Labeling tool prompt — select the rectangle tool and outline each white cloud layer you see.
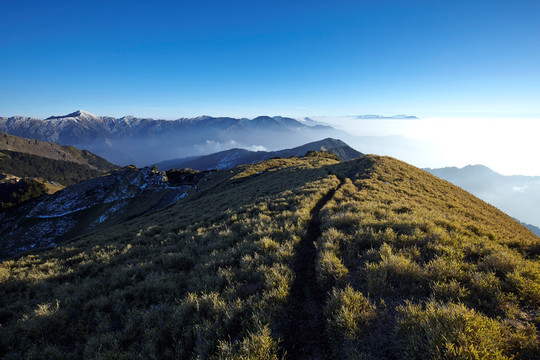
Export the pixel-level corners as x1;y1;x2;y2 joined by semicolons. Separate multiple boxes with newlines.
313;116;540;176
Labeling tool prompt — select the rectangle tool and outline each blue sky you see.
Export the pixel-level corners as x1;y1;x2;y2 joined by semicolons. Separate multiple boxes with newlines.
1;0;539;119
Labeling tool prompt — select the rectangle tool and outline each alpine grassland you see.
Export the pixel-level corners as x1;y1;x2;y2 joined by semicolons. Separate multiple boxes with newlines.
317;156;539;359
0;153;538;359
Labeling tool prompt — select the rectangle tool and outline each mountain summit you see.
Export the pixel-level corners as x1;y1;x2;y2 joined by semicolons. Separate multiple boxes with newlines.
46;110;100;120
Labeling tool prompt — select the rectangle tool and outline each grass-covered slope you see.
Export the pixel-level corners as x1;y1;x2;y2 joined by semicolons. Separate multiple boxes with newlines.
1;131;117;172
318;156;539;359
0;177;59;210
0;149;118;209
0;131;118;209
0;154;538;359
0;153;341;359
0;150;110;187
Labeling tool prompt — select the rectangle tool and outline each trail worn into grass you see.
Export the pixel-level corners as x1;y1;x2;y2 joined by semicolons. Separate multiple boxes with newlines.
281;178;345;360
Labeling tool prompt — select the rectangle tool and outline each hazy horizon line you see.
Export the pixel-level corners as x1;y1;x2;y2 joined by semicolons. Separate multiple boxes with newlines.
3;109;540;121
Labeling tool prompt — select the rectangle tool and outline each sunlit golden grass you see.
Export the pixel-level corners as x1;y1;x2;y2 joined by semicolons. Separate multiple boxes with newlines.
317;155;539;359
0;153;341;359
0;153;538;359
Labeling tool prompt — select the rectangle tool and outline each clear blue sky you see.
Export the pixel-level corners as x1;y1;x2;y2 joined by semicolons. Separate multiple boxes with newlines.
1;0;539;119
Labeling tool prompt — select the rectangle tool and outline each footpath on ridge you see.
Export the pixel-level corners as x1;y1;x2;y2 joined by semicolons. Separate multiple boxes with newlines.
281;177;346;360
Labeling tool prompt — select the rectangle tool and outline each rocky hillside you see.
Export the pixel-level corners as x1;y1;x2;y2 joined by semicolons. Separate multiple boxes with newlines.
0;154;537;359
0;166;207;259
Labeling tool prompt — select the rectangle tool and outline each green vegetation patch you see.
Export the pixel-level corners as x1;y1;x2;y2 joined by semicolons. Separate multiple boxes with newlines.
0;178;49;209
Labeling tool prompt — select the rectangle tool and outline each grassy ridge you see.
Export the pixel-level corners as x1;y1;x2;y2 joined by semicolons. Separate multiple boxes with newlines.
0;154;341;359
1;131;118;173
0;178;50;210
318;155;539;359
0;153;538;359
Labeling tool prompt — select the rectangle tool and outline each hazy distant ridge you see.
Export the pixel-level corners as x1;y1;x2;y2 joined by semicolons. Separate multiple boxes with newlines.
355;114;418;119
0;110;342;166
157;138;363;171
426;164;540;229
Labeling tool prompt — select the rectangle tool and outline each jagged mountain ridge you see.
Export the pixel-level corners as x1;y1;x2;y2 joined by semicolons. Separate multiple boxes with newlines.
0;110;341;166
157;138;363;171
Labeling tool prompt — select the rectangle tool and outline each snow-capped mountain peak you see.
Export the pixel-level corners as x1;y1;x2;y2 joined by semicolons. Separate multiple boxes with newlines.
46;110;100;121
66;110;100;119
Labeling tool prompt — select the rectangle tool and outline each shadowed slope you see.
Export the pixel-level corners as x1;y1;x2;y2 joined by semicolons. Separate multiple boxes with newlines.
0;131;117;171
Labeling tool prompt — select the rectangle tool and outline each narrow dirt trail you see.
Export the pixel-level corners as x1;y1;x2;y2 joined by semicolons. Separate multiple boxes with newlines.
281;178;345;360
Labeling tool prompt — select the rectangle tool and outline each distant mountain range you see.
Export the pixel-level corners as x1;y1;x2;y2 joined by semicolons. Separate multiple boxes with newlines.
157;138;363;171
425;165;540;231
355;114;418;119
0;110;343;166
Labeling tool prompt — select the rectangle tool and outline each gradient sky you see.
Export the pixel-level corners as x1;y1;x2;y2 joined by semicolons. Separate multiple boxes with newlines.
1;0;539;119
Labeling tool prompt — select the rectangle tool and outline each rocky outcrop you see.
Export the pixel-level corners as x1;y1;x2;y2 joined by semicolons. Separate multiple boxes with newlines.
0;166;196;259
